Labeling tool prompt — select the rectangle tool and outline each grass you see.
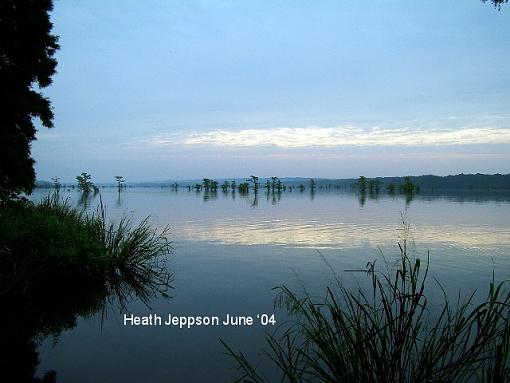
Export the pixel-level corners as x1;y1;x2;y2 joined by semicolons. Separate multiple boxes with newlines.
0;193;172;302
0;193;172;383
223;222;510;383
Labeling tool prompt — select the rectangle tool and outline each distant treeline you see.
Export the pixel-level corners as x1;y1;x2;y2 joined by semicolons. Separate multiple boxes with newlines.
371;174;510;190
35;173;510;191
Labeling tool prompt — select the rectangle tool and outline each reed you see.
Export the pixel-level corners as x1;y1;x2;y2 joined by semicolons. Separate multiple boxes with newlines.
0;193;172;301
224;224;510;382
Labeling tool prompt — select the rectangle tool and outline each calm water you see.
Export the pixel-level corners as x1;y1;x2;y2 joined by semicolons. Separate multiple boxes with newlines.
29;188;510;382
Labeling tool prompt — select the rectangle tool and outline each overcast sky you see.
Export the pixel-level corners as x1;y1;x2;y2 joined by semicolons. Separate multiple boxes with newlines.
33;0;510;182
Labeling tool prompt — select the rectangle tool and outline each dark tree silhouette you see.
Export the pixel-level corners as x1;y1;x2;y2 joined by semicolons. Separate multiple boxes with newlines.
0;0;59;199
483;0;508;9
76;172;94;193
115;175;125;191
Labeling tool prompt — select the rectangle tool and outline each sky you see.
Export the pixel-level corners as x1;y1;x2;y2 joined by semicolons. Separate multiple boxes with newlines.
33;0;510;182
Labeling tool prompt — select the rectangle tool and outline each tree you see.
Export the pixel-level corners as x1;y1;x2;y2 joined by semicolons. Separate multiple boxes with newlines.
76;172;94;193
51;176;61;191
115;176;125;191
483;0;508;9
368;179;380;194
248;175;259;192
0;0;59;200
203;178;211;191
271;177;279;192
399;176;419;194
277;179;283;192
358;176;367;193
238;182;250;194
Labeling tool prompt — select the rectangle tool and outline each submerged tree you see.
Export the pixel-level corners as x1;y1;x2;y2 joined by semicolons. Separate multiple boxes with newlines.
248;175;259;192
277;179;283;192
368;179;380;194
400;176;420;194
271;177;279;192
358;176;367;193
0;0;59;200
238;182;250;194
203;178;211;191
76;172;94;193
51;176;61;191
115;175;125;191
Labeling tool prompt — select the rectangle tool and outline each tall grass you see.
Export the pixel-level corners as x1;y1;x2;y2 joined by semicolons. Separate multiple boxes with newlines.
1;193;172;303
1;193;173;382
224;223;510;382
44;193;172;302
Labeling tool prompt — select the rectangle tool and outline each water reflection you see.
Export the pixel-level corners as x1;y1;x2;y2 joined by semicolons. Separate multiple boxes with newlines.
26;187;510;381
203;190;218;202
405;192;415;206
0;261;172;382
358;191;366;207
116;190;123;208
190;188;510;206
251;192;258;207
77;191;97;209
176;219;510;251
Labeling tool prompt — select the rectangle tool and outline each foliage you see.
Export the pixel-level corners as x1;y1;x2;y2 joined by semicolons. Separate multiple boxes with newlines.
358;176;367;193
399;176;420;194
0;0;59;199
238;182;250;194
0;195;172;383
51;176;61;191
483;0;508;9
249;176;260;192
368;174;510;191
76;172;94;192
0;194;172;298
224;226;510;382
368;179;380;193
115;175;125;190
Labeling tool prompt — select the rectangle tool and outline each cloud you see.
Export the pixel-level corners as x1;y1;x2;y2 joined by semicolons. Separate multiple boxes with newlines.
146;125;510;149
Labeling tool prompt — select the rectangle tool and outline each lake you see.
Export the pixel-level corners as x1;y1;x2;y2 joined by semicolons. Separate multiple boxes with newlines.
29;187;510;382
